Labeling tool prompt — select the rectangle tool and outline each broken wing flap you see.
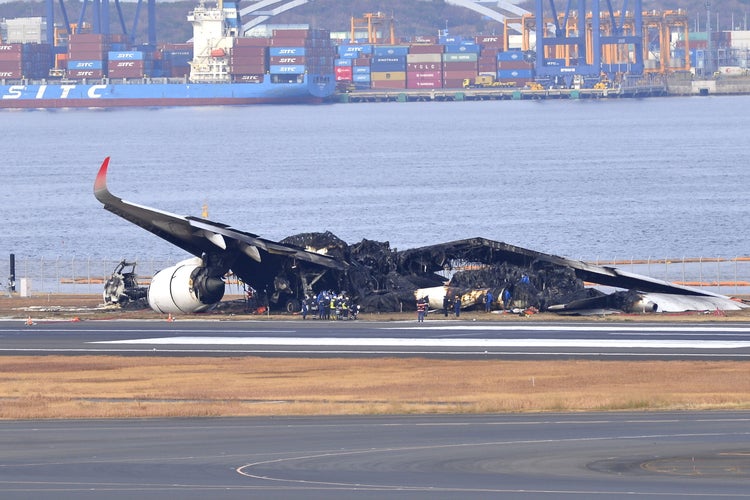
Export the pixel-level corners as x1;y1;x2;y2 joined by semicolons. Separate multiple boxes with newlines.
186;217;348;271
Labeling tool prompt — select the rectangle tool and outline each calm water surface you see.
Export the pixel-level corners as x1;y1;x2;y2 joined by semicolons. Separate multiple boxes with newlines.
2;96;748;266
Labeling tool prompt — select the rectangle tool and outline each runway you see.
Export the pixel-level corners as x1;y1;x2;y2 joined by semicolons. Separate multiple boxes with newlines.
1;412;749;499
2;319;750;359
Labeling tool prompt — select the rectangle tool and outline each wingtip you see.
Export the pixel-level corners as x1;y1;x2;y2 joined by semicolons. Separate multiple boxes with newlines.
94;157;111;201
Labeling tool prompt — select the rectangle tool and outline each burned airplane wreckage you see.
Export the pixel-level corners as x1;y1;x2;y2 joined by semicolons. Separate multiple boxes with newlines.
95;158;746;315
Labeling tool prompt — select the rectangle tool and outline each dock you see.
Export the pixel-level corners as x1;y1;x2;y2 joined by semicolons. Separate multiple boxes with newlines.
336;84;669;103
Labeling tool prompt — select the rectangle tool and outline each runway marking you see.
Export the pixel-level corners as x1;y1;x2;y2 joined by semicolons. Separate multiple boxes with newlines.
390;325;750;333
93;336;750;349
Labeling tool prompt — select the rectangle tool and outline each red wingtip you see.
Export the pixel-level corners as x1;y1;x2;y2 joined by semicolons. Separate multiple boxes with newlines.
94;157;110;194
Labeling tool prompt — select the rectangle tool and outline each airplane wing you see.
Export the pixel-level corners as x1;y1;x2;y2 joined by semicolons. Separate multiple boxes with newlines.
94;157;347;276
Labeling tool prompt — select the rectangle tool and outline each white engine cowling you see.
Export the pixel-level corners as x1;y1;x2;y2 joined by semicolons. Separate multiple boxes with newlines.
147;257;225;314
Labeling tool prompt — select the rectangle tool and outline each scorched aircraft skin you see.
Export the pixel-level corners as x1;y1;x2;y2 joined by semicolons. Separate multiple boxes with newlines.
94;158;747;315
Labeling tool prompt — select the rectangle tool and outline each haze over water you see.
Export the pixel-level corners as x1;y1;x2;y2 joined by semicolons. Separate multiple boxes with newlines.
2;96;748;268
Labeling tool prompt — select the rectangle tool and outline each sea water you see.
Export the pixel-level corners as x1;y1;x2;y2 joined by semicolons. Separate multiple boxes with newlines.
1;96;748;270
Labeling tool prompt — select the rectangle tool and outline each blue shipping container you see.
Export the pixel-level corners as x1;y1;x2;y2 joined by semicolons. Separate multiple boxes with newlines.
269;47;306;57
269;65;305;74
497;51;524;61
353;66;371;74
335;58;352;66
68;60;104;70
109;51;145;61
373;45;409;57
353;73;371;82
443;44;481;54
498;69;534;79
337;44;373;55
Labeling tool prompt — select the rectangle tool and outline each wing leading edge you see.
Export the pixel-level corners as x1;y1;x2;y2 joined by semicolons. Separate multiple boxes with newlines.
94;157;347;272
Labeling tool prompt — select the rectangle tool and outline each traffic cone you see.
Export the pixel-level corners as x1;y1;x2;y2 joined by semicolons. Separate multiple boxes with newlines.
24;316;34;326
166;313;175;322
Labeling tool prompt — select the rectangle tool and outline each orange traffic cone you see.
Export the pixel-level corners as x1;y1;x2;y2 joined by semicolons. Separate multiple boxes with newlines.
166;313;175;322
24;316;34;326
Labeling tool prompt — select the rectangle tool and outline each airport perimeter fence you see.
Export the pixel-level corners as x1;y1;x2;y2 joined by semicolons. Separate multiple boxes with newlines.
1;255;749;298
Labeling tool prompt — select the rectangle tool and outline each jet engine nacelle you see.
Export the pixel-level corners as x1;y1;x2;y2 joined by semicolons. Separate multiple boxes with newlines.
147;257;226;314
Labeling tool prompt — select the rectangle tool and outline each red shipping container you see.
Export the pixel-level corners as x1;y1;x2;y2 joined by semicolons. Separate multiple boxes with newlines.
407;71;440;79
442;61;477;71
443;70;477;79
269;38;308;46
0;44;23;60
408;44;444;54
69;33;106;43
230;56;267;66
232;46;266;57
0;68;23;78
0;60;22;70
335;66;353;80
269;55;305;65
407;80;442;89
353;57;371;66
478;62;498;72
272;29;310;38
67;69;105;79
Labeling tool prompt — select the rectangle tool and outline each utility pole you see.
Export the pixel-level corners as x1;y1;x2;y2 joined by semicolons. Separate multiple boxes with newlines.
705;0;712;76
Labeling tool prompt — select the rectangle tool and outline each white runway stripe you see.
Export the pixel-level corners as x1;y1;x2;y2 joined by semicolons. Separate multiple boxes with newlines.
94;337;750;349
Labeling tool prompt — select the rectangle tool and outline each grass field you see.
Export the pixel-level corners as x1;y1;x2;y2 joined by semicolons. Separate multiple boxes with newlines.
1;294;749;419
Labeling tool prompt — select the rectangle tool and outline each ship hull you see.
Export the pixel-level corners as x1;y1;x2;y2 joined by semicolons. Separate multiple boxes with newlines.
0;76;335;109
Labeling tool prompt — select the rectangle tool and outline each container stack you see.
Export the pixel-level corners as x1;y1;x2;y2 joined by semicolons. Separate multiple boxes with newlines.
370;45;408;89
108;51;151;79
335;44;373;88
441;35;480;88
406;44;443;89
159;43;193;78
232;37;268;83
67;33;107;79
496;50;534;86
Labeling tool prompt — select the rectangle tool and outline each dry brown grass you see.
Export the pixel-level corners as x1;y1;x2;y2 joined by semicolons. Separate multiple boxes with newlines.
1;356;749;419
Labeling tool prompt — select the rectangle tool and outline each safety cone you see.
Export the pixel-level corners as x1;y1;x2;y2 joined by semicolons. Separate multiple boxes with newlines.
166;313;175;322
24;316;34;326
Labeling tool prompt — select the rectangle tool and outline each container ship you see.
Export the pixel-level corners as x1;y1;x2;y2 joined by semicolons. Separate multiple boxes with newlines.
0;1;336;109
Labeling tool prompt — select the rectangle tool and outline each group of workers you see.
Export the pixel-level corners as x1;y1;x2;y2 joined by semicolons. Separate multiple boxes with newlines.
302;290;359;320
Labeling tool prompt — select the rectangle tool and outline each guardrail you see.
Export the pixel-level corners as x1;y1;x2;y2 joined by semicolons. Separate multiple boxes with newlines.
1;256;748;297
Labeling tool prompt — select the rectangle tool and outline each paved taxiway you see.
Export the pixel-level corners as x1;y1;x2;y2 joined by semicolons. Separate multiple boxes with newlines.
1;412;749;499
2;319;750;359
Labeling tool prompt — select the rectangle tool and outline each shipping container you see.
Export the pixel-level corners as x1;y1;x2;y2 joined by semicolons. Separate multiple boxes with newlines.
234;37;269;47
352;73;371;83
443;53;478;62
68;60;104;70
232;74;264;83
335;57;352;66
475;36;504;48
352;66;370;74
442;61;478;71
269;64;305;74
269;55;305;65
407;62;442;72
373;45;409;57
408;44;444;54
269;47;306;57
335;66;353;80
338;44;373;55
108;51;145;61
67;69;105;79
497;50;525;61
371;79;406;89
406;53;442;63
497;60;533;70
498;69;534;79
444;44;481;54
370;71;406;81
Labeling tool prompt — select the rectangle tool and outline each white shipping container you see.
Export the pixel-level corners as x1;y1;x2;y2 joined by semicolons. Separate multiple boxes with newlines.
5;17;45;44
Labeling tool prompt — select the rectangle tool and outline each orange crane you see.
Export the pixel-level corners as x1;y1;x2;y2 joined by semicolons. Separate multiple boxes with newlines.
350;12;396;44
